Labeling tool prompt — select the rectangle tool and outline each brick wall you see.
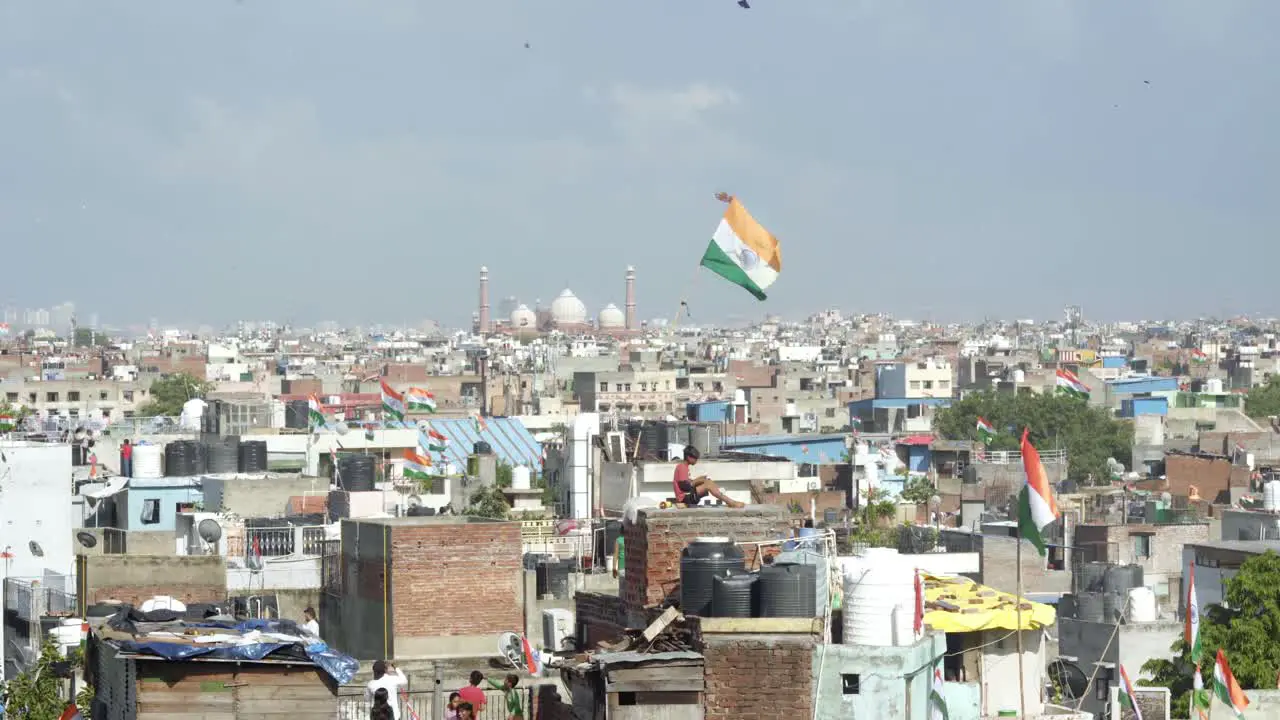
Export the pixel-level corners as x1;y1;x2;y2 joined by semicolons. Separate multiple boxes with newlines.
1161;453;1247;502
621;506;791;613
81;554;226;606
979;535;1072;595
699;631;815;720
574;592;624;649
390;519;522;638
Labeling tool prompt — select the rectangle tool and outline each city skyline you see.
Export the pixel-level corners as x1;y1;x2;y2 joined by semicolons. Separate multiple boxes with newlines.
2;1;1277;325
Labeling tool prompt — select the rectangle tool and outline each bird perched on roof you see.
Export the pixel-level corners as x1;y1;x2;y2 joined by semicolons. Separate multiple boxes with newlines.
738;0;750;7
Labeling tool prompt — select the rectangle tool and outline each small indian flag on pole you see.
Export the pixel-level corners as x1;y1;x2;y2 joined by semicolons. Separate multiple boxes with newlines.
1118;664;1143;720
1017;428;1059;556
1213;649;1249;719
474;413;488;434
976;417;996;445
1055;368;1090;398
406;387;437;413
700;194;782;301
1186;559;1201;661
403;447;434;481
929;664;948;720
425;427;449;452
307;394;327;429
381;381;405;422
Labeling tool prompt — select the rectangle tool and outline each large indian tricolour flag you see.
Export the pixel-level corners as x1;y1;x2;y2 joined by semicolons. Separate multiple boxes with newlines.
1018;428;1060;556
700;196;782;301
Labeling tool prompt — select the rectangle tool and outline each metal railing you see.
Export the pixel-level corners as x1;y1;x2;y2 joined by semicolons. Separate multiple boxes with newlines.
103;415;199;437
103;527;127;554
226;525;329;558
3;577;77;623
338;689;511;720
973;448;1068;465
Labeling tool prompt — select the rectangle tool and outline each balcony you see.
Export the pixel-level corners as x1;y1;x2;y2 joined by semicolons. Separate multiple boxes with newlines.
225;525;329;558
224;525;331;592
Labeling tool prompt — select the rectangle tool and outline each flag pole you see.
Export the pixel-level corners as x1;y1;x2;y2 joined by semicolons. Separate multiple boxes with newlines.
1016;529;1027;719
673;192;733;329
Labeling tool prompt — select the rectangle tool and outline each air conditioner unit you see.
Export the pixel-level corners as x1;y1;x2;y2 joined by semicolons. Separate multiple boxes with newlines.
542;608;575;652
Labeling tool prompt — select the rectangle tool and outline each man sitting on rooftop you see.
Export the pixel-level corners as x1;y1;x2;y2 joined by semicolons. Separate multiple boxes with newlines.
672;446;744;508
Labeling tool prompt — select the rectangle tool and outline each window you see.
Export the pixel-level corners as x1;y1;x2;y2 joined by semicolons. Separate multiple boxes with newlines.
4;392;16;402
141;499;161;524
123;390;134;401
624;383;631;392
1132;534;1151;559
909;380;921;390
68;391;81;402
923;380;933;390
46;392;59;402
599;382;608;392
27;393;36;403
614;384;622;392
99;391;109;401
841;674;860;695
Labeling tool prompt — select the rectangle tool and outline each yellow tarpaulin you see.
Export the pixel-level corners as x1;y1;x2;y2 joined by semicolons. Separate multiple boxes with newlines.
922;574;1056;633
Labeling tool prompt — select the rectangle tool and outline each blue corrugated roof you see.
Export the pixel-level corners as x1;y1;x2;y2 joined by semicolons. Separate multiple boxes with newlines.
418;417;542;470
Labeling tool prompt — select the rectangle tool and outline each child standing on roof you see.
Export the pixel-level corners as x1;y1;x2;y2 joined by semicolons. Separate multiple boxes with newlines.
485;674;523;720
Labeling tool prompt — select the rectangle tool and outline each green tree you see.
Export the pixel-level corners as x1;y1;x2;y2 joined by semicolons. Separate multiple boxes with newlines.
72;328;110;347
932;390;1133;485
1;639;76;718
1245;378;1280;418
465;485;511;520
495;460;513;488
900;476;937;504
1142;551;1280;717
138;372;214;416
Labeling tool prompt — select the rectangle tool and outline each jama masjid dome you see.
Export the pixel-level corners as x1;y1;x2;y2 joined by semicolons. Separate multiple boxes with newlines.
597;303;625;329
510;304;536;329
550;288;588;325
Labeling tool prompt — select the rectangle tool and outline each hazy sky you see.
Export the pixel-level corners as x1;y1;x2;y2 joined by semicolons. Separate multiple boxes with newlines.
2;1;1277;328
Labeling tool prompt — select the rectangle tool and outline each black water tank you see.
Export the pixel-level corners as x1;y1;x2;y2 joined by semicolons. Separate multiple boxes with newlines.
473;441;493;455
535;562;550;597
285;399;310;430
1076;592;1105;622
1078;562;1109;593
71;445;84;466
712;573;756;618
238;440;268;473
338;454;376;492
191;440;208;474
679;538;745;617
758;562;818;618
207;437;240;474
165;441;194;476
546;559;573;599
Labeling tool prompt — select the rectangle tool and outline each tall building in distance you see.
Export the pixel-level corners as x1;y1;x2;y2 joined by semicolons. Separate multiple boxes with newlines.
625;266;637;331
51;302;75;335
478;266;491;333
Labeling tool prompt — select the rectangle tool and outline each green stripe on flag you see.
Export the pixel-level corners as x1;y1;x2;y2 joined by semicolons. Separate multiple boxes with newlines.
1017;485;1049;556
699;240;768;300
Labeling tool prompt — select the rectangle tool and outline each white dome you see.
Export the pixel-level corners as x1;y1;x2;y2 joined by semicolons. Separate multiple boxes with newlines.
550;289;587;325
510;304;537;329
598;303;625;329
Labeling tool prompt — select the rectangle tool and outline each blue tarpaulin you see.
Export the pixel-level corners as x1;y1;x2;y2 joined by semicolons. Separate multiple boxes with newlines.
111;618;359;685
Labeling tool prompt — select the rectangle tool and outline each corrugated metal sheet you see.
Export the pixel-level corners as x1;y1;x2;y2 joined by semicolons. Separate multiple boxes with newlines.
418;417;542;469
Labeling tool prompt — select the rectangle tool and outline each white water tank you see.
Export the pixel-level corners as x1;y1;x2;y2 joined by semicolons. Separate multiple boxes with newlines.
133;443;163;478
179;398;206;431
842;548;915;647
512;465;532;490
1127;587;1157;622
733;389;747;404
1205;378;1224;394
1266;481;1280;512
1011;368;1026;383
47;618;86;653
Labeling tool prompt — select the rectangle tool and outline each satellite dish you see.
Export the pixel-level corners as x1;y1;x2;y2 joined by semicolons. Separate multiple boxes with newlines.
76;531;98;549
407;495;423;509
197;519;223;543
28;540;44;557
335;422;349;435
497;631;540;674
1048;660;1088;700
73;428;87;441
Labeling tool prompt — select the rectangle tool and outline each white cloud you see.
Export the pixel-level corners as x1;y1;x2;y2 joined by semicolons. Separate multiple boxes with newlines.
588;82;751;169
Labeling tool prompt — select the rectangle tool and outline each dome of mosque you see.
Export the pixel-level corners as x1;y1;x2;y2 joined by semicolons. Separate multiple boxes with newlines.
550;289;588;325
510;304;537;329
597;303;625;329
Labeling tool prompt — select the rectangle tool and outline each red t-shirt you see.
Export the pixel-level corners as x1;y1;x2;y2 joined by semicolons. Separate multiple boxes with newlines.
458;685;487;711
121;445;133;460
672;462;691;501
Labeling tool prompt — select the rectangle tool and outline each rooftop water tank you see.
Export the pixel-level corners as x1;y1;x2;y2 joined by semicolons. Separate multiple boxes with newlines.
238;440;268;473
512;465;532;490
1075;592;1105;622
1266;481;1280;512
733;389;747;404
842;548;914;646
1127;587;1157;622
207;437;240;474
338;454;376;492
758;563;818;618
132;444;163;479
712;573;756;618
680;538;745;617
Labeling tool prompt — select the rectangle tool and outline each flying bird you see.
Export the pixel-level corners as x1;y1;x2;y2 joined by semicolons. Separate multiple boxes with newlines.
738;0;750;7
524;42;530;49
